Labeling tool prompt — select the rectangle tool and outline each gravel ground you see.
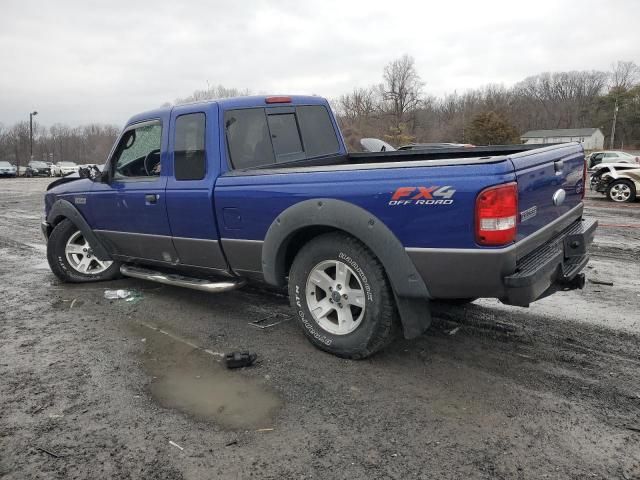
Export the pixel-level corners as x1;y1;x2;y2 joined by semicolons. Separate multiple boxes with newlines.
0;177;639;480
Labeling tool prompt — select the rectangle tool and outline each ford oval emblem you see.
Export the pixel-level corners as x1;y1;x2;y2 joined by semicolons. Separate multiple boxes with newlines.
552;189;566;206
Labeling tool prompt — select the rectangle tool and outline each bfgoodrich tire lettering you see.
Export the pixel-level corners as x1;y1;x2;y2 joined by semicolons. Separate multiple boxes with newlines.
47;219;121;283
288;232;397;359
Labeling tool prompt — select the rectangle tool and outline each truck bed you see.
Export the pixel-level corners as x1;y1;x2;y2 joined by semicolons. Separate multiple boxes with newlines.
247;144;553;171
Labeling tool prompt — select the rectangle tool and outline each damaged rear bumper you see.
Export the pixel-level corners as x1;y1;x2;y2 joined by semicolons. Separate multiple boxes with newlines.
502;218;597;306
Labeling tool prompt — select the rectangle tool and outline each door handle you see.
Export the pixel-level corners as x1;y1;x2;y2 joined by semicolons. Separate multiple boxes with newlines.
145;194;158;204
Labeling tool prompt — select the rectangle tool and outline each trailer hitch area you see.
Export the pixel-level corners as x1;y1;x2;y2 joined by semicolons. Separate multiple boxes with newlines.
559;272;586;290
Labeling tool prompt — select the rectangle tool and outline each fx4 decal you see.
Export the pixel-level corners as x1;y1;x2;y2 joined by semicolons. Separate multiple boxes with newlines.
388;186;456;206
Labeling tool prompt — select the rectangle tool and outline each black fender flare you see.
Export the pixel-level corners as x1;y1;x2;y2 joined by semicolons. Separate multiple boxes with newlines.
47;199;112;261
262;199;431;339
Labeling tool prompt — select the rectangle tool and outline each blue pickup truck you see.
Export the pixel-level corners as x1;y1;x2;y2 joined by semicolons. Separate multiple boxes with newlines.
42;95;597;358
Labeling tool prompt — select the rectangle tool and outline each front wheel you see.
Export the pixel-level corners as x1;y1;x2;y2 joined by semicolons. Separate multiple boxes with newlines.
288;232;398;359
607;180;636;203
47;219;121;282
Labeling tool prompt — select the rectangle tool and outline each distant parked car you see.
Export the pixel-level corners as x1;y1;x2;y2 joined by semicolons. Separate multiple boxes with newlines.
588;151;640;168
590;163;640;203
0;161;17;177
25;161;51;177
51;161;79;177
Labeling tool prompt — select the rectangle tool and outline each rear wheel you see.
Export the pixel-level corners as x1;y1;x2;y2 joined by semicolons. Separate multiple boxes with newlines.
607;180;636;203
288;232;398;359
47;219;120;282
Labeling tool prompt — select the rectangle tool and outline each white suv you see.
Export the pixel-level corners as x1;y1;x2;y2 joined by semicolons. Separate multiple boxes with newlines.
51;161;79;177
588;151;640;168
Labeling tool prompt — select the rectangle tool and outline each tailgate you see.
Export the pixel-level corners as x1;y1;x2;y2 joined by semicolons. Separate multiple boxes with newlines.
509;143;585;243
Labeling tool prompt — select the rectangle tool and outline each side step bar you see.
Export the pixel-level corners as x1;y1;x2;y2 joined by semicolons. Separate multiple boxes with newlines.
120;265;246;293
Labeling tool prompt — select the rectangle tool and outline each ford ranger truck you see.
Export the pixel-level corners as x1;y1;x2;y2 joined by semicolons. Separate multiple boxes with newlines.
41;95;597;359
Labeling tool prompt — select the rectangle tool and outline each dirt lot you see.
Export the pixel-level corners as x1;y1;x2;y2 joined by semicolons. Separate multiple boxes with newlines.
1;177;639;479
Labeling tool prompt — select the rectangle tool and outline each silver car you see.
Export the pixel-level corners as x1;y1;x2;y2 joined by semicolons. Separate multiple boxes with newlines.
0;161;17;177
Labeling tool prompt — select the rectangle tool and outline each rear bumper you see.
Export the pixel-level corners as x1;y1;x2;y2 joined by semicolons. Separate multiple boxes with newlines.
501;218;597;306
406;206;597;305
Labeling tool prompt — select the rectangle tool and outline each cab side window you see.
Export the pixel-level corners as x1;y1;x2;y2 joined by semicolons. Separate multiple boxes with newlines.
175;113;206;181
113;121;162;178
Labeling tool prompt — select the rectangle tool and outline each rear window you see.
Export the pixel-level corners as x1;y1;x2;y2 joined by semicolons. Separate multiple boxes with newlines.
225;105;339;170
267;113;304;162
225;108;275;170
297;105;340;158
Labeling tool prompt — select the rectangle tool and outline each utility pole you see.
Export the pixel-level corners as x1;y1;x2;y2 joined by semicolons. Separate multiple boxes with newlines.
461;102;466;143
609;99;618;149
29;111;38;174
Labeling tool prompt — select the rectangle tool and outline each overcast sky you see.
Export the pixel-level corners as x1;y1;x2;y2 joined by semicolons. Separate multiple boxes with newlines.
1;0;639;127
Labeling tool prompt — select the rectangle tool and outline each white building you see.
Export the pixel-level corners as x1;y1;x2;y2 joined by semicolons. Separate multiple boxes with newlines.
520;128;605;150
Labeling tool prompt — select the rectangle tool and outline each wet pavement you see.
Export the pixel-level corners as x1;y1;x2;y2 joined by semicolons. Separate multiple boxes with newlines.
0;177;639;479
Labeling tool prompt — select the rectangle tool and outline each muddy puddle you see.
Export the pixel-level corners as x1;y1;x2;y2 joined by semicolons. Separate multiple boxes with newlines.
129;322;282;430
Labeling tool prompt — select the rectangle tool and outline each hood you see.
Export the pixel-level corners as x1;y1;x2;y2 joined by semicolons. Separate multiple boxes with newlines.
46;172;84;191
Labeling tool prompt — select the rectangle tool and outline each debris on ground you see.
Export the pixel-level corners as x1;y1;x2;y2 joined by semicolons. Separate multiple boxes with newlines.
225;351;258;369
248;313;291;329
588;279;614;286
35;446;61;458
169;440;184;451
225;440;238;447
104;289;143;303
447;326;461;336
256;428;274;432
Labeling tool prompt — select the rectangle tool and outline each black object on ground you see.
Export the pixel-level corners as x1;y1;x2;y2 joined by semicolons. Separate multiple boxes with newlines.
35;446;61;458
225;351;257;369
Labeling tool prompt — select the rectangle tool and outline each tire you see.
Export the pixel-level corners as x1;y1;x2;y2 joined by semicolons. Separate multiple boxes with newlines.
47;219;120;283
607;179;636;203
288;232;398;359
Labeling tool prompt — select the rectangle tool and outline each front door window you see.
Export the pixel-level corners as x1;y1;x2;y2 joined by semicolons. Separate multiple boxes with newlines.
112;121;162;178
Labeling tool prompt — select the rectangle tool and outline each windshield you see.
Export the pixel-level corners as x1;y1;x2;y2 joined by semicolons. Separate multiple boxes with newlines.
30;161;47;167
0;161;12;167
58;162;77;167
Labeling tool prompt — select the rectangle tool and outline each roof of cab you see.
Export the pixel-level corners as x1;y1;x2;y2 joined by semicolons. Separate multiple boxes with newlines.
126;95;327;126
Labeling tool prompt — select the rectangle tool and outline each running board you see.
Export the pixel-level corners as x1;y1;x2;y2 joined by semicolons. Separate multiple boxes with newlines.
120;265;246;293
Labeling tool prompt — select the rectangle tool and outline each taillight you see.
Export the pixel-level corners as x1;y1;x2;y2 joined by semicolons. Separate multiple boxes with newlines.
265;96;292;104
582;158;587;199
475;182;518;246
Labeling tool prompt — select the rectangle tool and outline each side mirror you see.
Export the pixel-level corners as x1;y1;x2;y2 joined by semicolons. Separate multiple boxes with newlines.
100;169;111;183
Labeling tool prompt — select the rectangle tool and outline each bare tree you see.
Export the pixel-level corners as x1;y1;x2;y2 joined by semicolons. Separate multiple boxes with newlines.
379;54;424;129
175;84;250;105
338;87;378;122
610;61;639;91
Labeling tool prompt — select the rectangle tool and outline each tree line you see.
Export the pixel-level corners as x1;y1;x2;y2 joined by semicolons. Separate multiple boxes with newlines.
336;56;640;150
1;57;638;170
0;122;119;170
